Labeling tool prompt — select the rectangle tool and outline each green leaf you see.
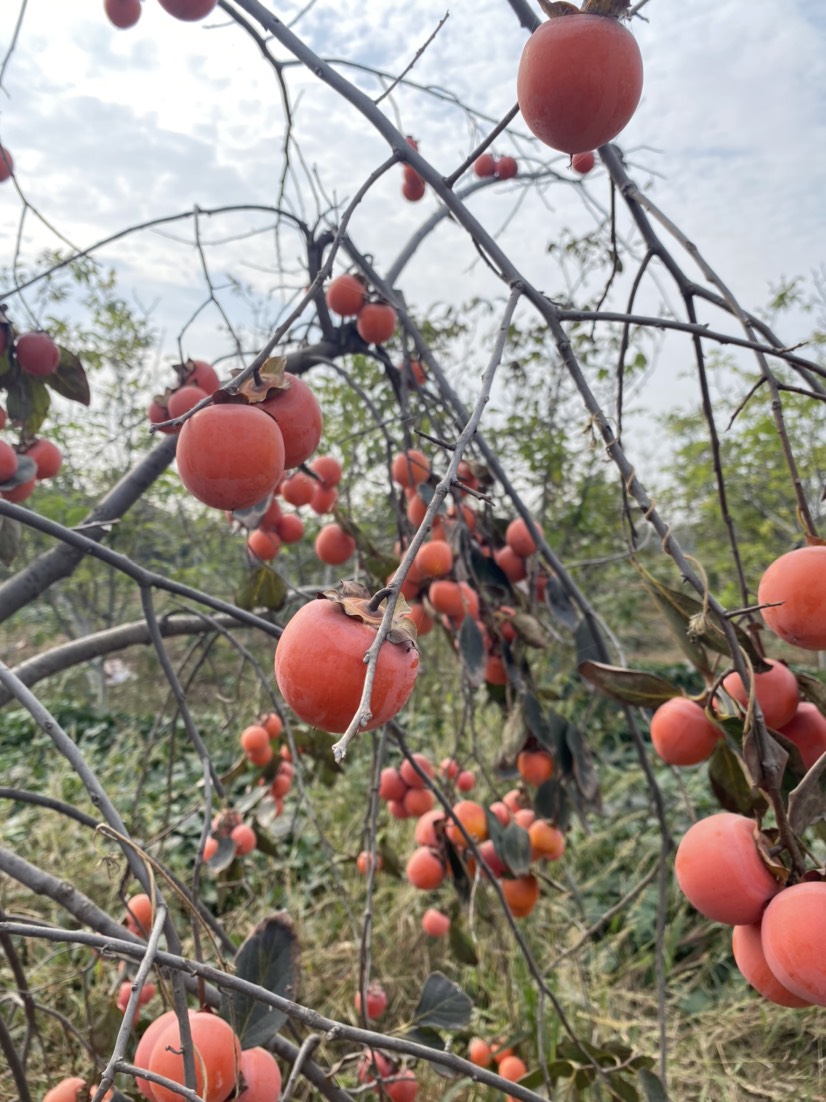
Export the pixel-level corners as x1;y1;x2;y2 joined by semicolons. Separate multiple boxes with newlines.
410;971;472;1031
788;754;826;835
448;918;478;966
497;821;532;877
459;614;485;686
236;565;286;611
534;776;571;831
578;661;680;707
208;835;238;874
523;692;555;751
637;1067;670;1102
498;702;528;764
542;573;579;630
6;372;50;435
46;346;90;405
575;616;607;666
565;722;601;806
0;516;20;565
221;911;300;1048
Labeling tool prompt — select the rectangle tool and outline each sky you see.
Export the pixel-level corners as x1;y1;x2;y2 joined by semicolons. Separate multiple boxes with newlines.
0;0;824;435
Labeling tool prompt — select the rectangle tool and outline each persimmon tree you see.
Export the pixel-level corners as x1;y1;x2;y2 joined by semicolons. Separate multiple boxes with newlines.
1;2;825;1102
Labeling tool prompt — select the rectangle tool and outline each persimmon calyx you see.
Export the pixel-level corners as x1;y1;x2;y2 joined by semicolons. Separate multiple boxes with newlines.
539;1;580;16
321;580;419;647
231;355;289;403
539;0;632;16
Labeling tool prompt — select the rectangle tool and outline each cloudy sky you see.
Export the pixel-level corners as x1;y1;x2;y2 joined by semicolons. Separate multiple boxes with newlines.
0;0;824;425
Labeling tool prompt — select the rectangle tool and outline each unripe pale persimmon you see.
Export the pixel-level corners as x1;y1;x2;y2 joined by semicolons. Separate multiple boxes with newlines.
674;812;782;926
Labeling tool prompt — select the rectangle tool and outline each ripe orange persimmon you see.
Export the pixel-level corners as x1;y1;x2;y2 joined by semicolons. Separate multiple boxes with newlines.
445;799;488;846
157;0;218;21
236;1046;283;1102
247;528;281;562
517;13;643;154
263;711;283;738
240;724;273;766
403;786;434;817
427;579;464;619
43;1077;88;1102
414;808;445;848
177;404;285;511
231;823;257;855
422;907;450;937
517;749;554;787
474;153;496;177
385;1067;418;1102
406;846;445;890
674;812;782;926
392;449;431;487
498;1054;528;1082
414;540;453;578
399;751;435;789
529;819;566;861
501;875;539;918
26;437;63;480
357;850;382;875
310;454;342;488
484;654;508;686
456;769;476;792
758;546;826;651
325;273;366;317
315;523;356;565
494;545;527;583
274;586;419;733
0;146;14;182
496;155;518;180
722;660;799;730
649;696;722;766
259;373;323;469
0;440;17;482
274;512;304;543
572;150;596;174
379;766;407;801
468;1036;493;1067
310;484;338;514
505;516;542;558
731;921;812;1008
357;1048;393;1087
761;882;826;1006
778;703;826;770
135;1008;182;1099
281;470;315;506
408;602;434;637
183;358;220;394
149;1010;241;1102
17;331;60;376
125;892;153;937
166;384;207;421
357;302;397;344
355;981;388;1019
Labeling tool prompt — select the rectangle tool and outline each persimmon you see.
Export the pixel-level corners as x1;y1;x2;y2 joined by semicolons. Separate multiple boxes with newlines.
125;891;153;936
478;838;507;879
498;1054;528;1082
149;1010;241;1102
456;769;476;792
468;1037;493;1067
259;373;323;469
422;907;450;937
166;384;207;420
357;302;397;344
357;850;382;875
0;440;17;483
414;540;453;578
722;660;799;730
778;703;826;770
674;812;782;926
414;808;445;847
517;749;553;786
308;451;341;487
488;801;511;827
385;1067;418;1102
281;470;315;506
203;835;219;860
357;1048;393;1087
157;0;218;20
402;173;426;202
310;483;338;514
355;981;388;1019
403;786;435;817
26;437;63;480
649;696;722;766
273;584;419;733
135;1008;187;1099
105;0;142;28
408;602;434;637
406;490;428;527
761;881;826;1006
506;516;542;557
513;807;535;830
392;449;431;487
731;921;812;1008
494;545;527;582
474;153;496;177
263;711;283;738
240;724;273;766
16;331;60;376
247;527;281;561
501;874;539;918
484;655;508;686
379;766;407;801
445;799;488;846
275;512;304;543
399;751;435;789
177;404;285;511
236;1046;283;1102
183;358;220;394
405;846;445;890
758;546;826;651
529;819;566;861
517;12;643;154
43;1077;87;1102
0;146;14;182
315;523;356;565
572;150;596;174
496;155;518;180
325;273;366;317
231;823;257;855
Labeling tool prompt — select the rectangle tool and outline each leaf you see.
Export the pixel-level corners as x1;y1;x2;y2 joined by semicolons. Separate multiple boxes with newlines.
742;727;788;794
235;565;287;612
497;821;532;877
636;564;767;673
47;346;90;405
534;776;571;831
578;661;680;708
0;516;20;565
410;971;472;1031
637;1067;670;1102
498;702;528;763
221;912;300;1048
469;541;511;594
608;1076;640;1102
523;692;555;751
448;919;478;966
459;614;485;686
574;616;607;666
797;673;826;713
6;372;50;435
788;754;826;834
207;835;238;874
0;453;36;491
708;741;767;817
509;611;548;648
565;722;601;806
542;573;579;631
